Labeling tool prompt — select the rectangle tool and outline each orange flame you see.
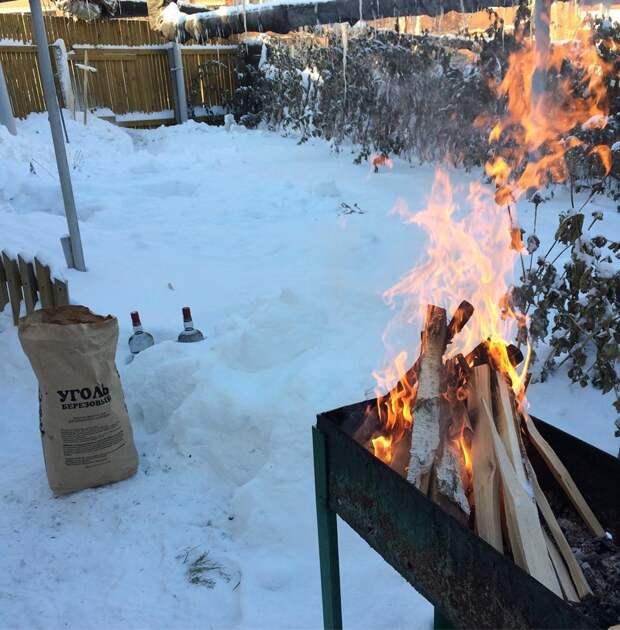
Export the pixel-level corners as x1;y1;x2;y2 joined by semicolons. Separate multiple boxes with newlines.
372;169;528;461
372;351;417;464
383;171;523;358
482;24;612;205
371;20;612;465
459;434;472;475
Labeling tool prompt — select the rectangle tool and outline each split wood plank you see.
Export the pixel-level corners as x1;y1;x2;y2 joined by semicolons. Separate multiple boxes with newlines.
525;459;592;599
34;258;54;308
0;257;8;312
17;255;38;314
407;305;448;493
2;252;22;324
543;529;579;602
53;278;70;307
523;412;605;537
446;300;474;343
493;376;528;488
483;398;561;596
468;365;503;552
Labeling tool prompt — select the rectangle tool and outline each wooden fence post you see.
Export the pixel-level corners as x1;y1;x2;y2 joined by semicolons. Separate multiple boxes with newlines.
2;252;22;324
34;257;55;307
17;255;38;314
53;278;70;306
168;42;188;124
0;253;72;323
0;257;9;313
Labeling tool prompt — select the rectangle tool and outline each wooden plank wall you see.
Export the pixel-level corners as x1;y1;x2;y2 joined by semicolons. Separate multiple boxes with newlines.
0;41;238;124
71;46;175;116
0;13;164;47
0;252;69;325
0;44;45;117
182;47;237;113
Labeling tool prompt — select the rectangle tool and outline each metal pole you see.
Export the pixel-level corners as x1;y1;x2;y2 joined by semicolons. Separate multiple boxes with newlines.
0;63;16;136
312;427;343;630
29;0;86;271
532;0;551;101
171;42;188;123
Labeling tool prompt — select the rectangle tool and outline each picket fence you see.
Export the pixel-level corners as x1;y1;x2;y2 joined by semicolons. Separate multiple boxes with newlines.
1;252;69;325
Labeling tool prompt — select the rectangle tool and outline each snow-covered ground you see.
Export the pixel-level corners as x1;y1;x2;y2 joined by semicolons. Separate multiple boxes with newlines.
0;115;617;630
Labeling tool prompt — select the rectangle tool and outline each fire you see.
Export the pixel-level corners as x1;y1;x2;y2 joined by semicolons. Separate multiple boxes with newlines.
371;18;612;466
373;169;527;462
371;435;394;464
373;351;416;464
481;22;613;205
459;434;472;474
383;171;523;359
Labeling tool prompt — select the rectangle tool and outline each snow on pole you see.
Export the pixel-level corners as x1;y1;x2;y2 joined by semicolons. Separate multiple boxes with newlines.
52;39;75;115
0;63;16;136
29;0;86;272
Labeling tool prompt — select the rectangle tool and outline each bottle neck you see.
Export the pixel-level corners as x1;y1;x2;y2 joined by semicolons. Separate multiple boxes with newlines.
133;323;143;333
184;320;194;331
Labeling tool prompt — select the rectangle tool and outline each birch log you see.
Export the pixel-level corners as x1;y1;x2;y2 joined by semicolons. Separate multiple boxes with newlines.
430;359;471;522
406;305;447;492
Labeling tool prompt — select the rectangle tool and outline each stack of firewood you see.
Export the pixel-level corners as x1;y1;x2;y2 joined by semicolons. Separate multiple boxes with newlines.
362;302;606;602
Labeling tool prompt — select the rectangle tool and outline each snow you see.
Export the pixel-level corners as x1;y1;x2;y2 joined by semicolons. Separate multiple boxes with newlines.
115;109;175;122
0;114;618;629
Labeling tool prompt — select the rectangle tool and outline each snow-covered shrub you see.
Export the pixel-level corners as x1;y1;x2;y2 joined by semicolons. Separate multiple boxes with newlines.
512;197;620;422
238;26;495;166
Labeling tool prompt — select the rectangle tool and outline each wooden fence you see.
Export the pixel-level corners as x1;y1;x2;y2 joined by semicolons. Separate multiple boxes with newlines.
1;252;69;325
0;44;45;116
71;45;176;119
0;41;238;124
0;12;164;47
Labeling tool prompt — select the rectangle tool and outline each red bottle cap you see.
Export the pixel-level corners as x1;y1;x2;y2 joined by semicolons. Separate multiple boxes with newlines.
182;306;192;322
130;311;141;326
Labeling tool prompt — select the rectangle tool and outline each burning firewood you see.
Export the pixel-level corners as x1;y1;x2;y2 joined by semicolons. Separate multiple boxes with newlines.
406;305;448;492
446;300;475;344
366;301;603;604
482;397;561;595
468;365;503;552
525;459;593;600
522;412;605;538
406;304;474;522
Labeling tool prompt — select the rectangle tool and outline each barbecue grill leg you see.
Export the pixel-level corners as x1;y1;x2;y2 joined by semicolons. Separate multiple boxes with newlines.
313;426;343;630
433;608;454;629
